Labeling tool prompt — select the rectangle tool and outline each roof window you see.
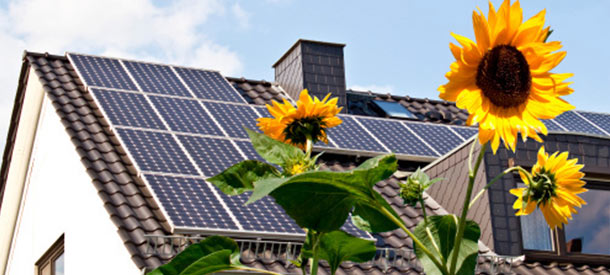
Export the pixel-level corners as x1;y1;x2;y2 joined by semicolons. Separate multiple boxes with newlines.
373;100;416;119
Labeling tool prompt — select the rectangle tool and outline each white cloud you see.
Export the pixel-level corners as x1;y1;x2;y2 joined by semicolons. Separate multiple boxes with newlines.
0;0;246;152
349;84;395;94
231;3;250;29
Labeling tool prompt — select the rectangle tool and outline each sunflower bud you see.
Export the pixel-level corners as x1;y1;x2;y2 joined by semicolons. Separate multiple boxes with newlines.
399;168;441;206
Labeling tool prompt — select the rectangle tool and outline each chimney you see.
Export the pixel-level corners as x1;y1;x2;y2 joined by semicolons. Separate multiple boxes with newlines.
273;39;347;110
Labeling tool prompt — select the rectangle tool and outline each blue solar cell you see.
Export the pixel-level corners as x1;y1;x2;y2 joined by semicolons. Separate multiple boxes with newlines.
116;128;198;175
123;61;191;97
358;117;437;156
404;122;463;155
203;102;260;138
89;88;165;130
342;216;373;239
577;111;610;135
553;111;605;136
234;140;264;162
253;106;270;117
451;126;477;140
174;67;245;102
68;54;137;90
542;119;565;132
148;96;224;136
217;191;304;233
325;116;387;152
145;174;239;229
177;135;244;177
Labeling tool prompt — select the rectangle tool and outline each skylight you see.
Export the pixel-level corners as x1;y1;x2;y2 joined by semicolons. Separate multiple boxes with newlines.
373;100;416;119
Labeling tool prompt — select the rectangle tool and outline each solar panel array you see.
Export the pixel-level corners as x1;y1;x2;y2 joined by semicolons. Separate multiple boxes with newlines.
68;53;610;239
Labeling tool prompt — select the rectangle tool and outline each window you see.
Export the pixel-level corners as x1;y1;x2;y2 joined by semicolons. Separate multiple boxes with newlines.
519;180;610;265
563;188;610;255
36;235;64;275
372;100;416;119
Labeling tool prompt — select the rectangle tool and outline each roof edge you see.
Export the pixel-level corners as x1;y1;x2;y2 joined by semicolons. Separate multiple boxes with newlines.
0;52;35;210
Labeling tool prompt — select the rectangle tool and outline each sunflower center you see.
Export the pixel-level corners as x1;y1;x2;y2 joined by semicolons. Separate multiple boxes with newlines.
283;117;326;145
476;45;531;108
529;170;557;204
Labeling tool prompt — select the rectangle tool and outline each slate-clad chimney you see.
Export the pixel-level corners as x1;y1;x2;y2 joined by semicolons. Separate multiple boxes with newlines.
273;39;347;109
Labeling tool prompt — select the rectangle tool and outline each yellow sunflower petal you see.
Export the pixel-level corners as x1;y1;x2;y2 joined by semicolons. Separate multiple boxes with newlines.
439;0;573;154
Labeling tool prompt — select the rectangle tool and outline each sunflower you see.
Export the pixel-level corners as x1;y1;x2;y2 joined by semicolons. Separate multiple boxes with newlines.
439;0;574;153
257;89;342;148
510;146;587;229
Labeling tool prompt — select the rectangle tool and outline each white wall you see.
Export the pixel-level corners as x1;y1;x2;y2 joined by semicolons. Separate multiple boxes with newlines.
5;95;140;275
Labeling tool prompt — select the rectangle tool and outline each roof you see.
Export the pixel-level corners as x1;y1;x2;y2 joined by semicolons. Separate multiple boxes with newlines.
1;52;608;274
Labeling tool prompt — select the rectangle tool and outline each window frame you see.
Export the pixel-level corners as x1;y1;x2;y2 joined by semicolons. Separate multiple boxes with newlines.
517;176;610;266
35;234;64;275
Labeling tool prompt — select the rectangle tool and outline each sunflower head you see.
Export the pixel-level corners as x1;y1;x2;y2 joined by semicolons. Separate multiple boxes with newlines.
510;146;587;229
257;89;342;148
439;0;575;153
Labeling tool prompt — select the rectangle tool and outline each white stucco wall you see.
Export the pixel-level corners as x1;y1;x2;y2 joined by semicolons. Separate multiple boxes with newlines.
5;95;140;274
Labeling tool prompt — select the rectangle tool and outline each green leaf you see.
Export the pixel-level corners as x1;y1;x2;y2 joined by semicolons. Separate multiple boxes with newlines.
413;215;480;275
352;154;397;188
208;160;280;195
149;236;242;275
246;177;288;204
273;179;356;231
303;230;376;275
351;192;401;233
246;154;398;232
180;250;236;275
246;128;304;166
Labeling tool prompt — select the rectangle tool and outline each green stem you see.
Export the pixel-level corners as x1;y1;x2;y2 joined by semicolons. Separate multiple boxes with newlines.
419;195;429;225
419;195;444;262
236;266;284;275
468;166;531;208
305;137;313;159
309;232;322;275
448;142;487;275
379;206;449;274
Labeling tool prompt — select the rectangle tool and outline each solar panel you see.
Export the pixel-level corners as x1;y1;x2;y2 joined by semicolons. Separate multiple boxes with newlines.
576;111;610;135
553;111;606;136
358;117;437;156
145;174;239;229
450;126;477;140
122;61;192;97
148;95;224;136
404;122;463;155
174;67;246;103
177;135;244;177
217;192;304;233
203;102;260;139
68;54;138;91
116;128;199;175
541;119;565;132
89;88;165;130
325;116;387;152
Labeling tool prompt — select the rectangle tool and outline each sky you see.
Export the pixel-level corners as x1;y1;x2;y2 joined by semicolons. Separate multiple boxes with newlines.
0;0;609;153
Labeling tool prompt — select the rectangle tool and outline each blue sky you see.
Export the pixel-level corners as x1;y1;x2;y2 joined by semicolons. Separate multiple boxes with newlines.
0;0;608;151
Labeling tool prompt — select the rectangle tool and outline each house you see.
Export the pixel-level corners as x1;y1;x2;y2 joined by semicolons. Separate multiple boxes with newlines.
0;39;608;274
